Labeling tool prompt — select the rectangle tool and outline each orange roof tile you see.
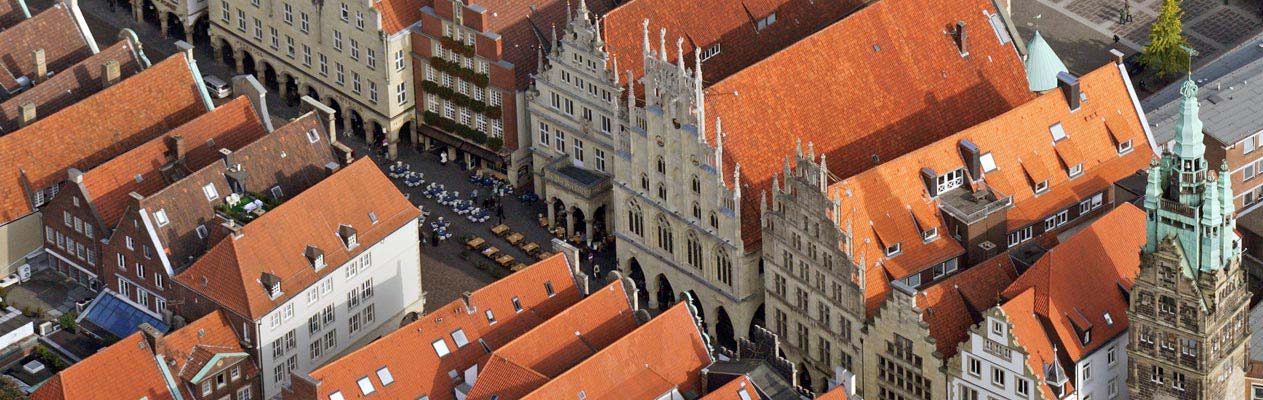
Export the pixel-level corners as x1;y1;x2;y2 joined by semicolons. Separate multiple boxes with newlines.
79;96;267;226
999;288;1067;400
466;280;639;400
29;332;176;400
519;302;712;400
698;375;759;400
374;0;423;34
158;310;253;387
300;254;581;400
0;0;27;29
913;254;1018;356
699;0;1033;247
833;64;1151;304
0;39;146;134
816;385;850;400
0;3;93;92
174;158;420;319
1001;203;1144;362
601;0;862;84
0;53;206;223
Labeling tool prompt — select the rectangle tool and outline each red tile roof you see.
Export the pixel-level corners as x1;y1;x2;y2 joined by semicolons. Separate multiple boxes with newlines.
601;0;862;84
30;332;176;400
998;288;1068;400
466;280;639;400
157;310;253;387
695;0;1033;247
831;64;1151;311
816;385;850;400
697;375;758;400
174;158;420;319
0;3;94;92
374;0;424;34
298;253;581;400
1000;203;1144;363
433;0;617;89
913;254;1018;357
79;96;267;226
0;39;146;134
0;53;206;223
0;0;28;29
518;302;712;400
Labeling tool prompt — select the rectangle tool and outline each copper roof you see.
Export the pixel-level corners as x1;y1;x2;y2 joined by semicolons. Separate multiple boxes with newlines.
0;39;146;134
0;3;94;93
0;53;206;223
300;254;581;400
175;158;419;319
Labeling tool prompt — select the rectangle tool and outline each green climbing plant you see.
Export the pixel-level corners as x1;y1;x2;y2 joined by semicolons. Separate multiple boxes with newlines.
1141;0;1192;77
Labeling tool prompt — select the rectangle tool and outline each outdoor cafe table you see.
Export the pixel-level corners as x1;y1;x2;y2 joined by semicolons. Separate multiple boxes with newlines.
491;224;510;236
465;237;485;249
506;232;524;245
511;263;528;272
520;242;539;254
496;254;515;266
482;247;499;258
536;251;553;260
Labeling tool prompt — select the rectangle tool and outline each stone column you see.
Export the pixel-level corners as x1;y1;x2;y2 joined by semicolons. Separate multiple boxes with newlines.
132;2;142;23
184;23;195;46
160;15;170;37
387;126;399;160
645;272;660;309
546;199;556;229
234;49;245;74
584;208;594;244
278;75;290;100
341;108;354;137
254;60;266;83
566;207;576;240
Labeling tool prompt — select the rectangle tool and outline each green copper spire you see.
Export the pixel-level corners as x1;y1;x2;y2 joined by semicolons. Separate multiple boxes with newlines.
1024;31;1069;92
1173;78;1206;160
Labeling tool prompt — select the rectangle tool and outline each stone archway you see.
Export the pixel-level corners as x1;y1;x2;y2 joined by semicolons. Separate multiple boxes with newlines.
240;51;257;76
189;15;209;45
551;199;568;233
571;207;588;243
399;120;415;146
798;362;813;390
656;274;675;311
217;38;236;67
305;85;321;101
140;0;159;26
371;120;386;145
348;109;366;139
715;306;737;351
626;257;647;306
327;99;344;131
282;73;299;105
164;12;185;40
260;62;279;91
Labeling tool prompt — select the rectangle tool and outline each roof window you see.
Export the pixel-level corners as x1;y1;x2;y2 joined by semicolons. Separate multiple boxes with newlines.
1034;180;1049;194
1104;313;1114;325
306;128;321;143
980;153;997;173
376;367;394;386
451;329;469;348
431;338;450;357
357;377;375;395
154;209;169;227
1049;122;1067;142
885;242;901;257
329;391;344;400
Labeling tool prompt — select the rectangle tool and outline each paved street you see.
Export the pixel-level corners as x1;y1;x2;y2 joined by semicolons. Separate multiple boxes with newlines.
1014;0;1263;93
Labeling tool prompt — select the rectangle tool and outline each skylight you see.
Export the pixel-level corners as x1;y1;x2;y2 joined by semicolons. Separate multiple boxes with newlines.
452;329;469;348
432;339;450;357
357;377;375;395
376;367;394;386
738;388;753;400
1049;122;1067;142
1104;312;1114;325
980;153;998;173
329;391;344;400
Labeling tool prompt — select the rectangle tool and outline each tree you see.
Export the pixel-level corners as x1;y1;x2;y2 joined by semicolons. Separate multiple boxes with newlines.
1141;0;1192;77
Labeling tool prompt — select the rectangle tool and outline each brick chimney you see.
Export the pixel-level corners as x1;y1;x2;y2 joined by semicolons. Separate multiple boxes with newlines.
1057;72;1081;111
101;60;121;87
137;322;166;353
953;22;968;56
169;135;186;161
31;49;46;84
17;102;35;128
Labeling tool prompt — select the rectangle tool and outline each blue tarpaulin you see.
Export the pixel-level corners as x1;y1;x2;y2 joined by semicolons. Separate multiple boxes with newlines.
81;293;167;338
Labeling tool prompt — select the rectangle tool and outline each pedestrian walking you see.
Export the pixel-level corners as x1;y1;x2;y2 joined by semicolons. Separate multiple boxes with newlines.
1113;34;1120;44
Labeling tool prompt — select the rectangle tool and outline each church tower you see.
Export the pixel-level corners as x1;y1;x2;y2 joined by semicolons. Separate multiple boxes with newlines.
1127;78;1251;400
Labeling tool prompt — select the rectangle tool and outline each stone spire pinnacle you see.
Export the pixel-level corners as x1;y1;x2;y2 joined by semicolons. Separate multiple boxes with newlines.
733;163;742;199
551;24;558;52
565;0;572;24
626;70;635;116
676;38;686;81
641;19;650;58
577;0;589;20
659;28;668;62
1173;77;1206;161
715;123;725;186
819;154;828;192
1220;161;1234;216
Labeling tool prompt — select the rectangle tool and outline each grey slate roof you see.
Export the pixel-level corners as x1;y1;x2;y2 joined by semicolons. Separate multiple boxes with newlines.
1145;31;1263;146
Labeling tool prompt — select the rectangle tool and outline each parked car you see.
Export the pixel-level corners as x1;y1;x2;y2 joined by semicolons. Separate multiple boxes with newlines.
203;75;231;98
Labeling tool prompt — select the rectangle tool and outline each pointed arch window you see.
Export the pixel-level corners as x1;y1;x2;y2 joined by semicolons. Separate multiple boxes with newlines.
716;248;733;286
657;215;674;254
691;175;701;194
709;212;719;230
656;157;666;174
627;201;644;237
686;232;703;269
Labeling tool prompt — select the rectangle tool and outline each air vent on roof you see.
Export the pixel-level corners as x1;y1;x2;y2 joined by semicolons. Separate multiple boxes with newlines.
134;174;143;183
369;211;378;224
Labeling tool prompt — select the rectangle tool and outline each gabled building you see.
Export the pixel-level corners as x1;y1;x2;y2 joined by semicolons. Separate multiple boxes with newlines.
41;95;267;294
208;0;420;159
91;104;337;330
947;203;1145;400
0;0;98;98
1127;77;1252;400
174;157;423;400
861;253;1019;399
30;310;258;400
766;57;1154;388
0;51;211;278
412;0;616;186
290;253;583;400
0;34;149;134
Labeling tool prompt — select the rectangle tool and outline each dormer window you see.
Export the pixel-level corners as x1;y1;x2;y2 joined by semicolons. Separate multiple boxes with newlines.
261;272;282;299
885;242;901;257
922;227;939;242
935;168;966;194
1034;180;1049;194
306;128;320;143
1117;139;1133;154
338;224;358;249
1069;163;1083;178
306;245;326;271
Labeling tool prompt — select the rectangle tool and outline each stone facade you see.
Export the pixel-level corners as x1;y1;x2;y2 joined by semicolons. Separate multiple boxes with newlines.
132;0;208;45
1128;79;1252;400
207;0;415;159
526;3;620;244
762;149;864;391
948;307;1047;400
862;284;947;400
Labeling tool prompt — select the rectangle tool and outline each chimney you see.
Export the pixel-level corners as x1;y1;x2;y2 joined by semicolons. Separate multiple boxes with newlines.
101;60;121;87
169;135;187;161
17;102;36;128
137;322;165;352
1057;72;1080;111
953;22;968;56
31;49;46;83
958;139;982;180
325;161;341;176
1110;48;1125;65
460;291;474;312
218;148;233;162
